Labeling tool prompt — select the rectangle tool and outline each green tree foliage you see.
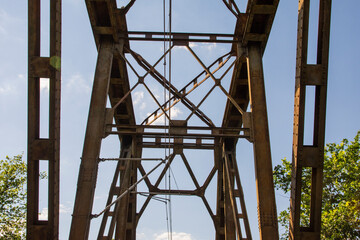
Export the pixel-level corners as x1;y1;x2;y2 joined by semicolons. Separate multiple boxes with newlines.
0;154;26;239
274;131;360;239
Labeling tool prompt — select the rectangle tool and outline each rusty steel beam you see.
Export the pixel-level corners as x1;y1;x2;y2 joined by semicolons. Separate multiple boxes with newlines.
215;139;252;240
106;130;250;139
97;138;132;239
118;31;237;43
215;144;227;240
115;136;141;240
222;0;241;18
221;2;281;238
289;0;332;239
242;0;279;51
69;38;114;240
223;0;279;131
247;43;279;240
96;136;140;240
223;140;252;240
110;43;136;127
27;0;61;239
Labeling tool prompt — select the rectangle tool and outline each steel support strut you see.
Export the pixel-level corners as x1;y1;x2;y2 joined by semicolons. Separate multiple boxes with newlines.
96;135;140;240
214;139;252;240
116;136;141;240
289;0;332;239
27;0;61;238
97;138;132;240
69;38;114;240
247;43;279;240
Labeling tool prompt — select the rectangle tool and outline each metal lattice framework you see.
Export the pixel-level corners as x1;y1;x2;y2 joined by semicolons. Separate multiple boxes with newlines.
26;0;332;239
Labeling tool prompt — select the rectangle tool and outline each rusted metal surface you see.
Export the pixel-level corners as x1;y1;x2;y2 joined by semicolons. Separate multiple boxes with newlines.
69;38;114;239
68;0;281;239
289;0;332;239
223;141;252;239
27;0;61;239
222;1;281;239
25;0;335;238
223;0;280;130
120;31;237;43
247;43;279;239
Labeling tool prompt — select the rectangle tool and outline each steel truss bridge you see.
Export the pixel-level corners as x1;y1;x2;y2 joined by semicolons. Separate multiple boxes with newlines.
27;0;332;239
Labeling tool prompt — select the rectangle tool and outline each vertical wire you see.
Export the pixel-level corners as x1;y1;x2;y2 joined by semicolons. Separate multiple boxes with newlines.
163;0;171;239
168;0;173;239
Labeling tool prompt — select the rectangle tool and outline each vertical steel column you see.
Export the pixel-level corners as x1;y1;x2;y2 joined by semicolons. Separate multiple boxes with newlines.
27;0;61;238
223;166;237;240
114;136;141;240
247;43;279;240
69;38;114;240
97;138;132;240
223;139;252;240
215;144;228;240
48;0;62;238
216;138;252;240
97;141;130;240
289;0;332;239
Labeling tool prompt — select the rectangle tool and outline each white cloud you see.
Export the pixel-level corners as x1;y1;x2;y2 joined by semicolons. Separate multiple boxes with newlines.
38;208;48;220
40;78;49;92
136;232;147;239
0;9;10;35
0;75;49;95
203;43;217;51
189;43;197;48
0;83;14;95
170;107;182;118
146;106;182;125
65;73;91;93
175;45;189;51
0;9;24;41
94;195;106;200
154;232;193;240
174;42;216;51
133;91;144;104
0;74;25;95
60;203;72;214
133;90;146;110
38;204;71;219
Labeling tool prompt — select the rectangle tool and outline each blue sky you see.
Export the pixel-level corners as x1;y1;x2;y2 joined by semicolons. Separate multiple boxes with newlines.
0;0;359;239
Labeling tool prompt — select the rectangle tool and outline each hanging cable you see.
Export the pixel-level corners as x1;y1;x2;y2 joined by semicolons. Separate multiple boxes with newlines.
161;0;173;238
168;0;173;239
90;159;165;219
163;1;172;239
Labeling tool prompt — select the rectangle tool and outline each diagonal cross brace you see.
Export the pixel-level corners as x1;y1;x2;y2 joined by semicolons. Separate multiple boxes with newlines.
127;48;215;127
222;0;241;18
142;52;233;125
187;46;245;115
